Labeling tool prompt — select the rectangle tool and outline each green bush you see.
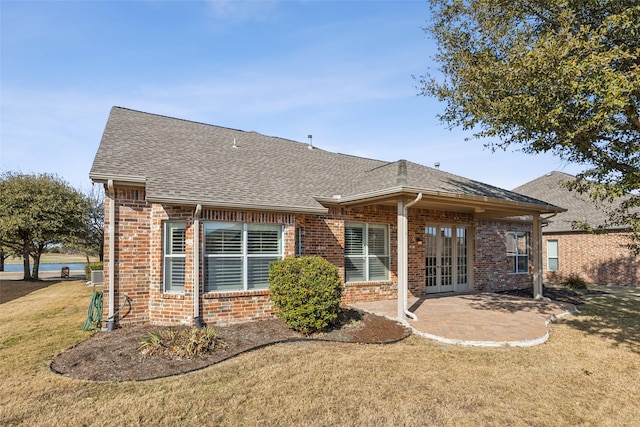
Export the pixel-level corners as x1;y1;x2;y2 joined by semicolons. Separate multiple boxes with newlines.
85;262;104;278
268;256;343;335
563;273;588;290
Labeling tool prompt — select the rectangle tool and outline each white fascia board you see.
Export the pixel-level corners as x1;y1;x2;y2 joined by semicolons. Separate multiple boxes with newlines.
148;196;328;215
89;173;147;187
316;186;565;214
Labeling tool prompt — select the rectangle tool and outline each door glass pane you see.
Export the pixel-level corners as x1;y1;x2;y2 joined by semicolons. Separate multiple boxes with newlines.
457;228;467;285
441;227;452;286
425;226;438;288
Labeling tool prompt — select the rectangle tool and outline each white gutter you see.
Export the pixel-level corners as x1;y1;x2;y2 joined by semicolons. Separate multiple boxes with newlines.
397;193;422;322
147;196;328;215
193;204;203;328
107;179;116;331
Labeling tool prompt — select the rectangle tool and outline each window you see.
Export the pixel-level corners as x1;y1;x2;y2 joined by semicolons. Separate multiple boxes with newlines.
204;222;282;292
547;240;559;271
506;232;529;274
295;226;304;257
345;222;389;282
164;221;186;292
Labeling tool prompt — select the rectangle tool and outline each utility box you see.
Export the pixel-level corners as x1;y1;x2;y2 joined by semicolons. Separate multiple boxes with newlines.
90;270;104;285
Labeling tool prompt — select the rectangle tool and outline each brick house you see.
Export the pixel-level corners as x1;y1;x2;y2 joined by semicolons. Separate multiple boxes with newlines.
514;171;639;287
90;107;563;329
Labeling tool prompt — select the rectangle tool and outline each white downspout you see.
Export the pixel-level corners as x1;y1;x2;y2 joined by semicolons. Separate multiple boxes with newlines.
532;214;543;300
193;204;203;328
533;212;557;300
107;180;116;331
397;193;422;322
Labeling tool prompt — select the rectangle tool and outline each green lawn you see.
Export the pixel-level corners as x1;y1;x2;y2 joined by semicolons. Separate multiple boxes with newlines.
5;253;99;265
1;279;639;426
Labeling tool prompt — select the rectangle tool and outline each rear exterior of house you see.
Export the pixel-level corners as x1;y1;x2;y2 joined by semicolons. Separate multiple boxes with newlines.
514;172;640;287
91;107;563;328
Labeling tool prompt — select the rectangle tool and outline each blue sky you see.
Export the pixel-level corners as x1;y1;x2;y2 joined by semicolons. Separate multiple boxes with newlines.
1;0;581;192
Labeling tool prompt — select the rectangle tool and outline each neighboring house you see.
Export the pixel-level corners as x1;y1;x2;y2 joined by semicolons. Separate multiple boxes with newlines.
90;107;563;329
514;171;639;287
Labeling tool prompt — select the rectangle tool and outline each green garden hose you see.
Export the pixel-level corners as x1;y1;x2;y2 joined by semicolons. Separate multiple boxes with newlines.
82;290;129;331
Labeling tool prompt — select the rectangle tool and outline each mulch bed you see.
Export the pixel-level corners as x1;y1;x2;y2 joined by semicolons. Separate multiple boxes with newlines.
51;309;410;382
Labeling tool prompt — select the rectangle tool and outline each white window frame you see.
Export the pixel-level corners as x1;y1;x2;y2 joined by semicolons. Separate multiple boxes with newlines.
506;231;529;274
344;222;390;282
163;221;186;293
203;222;283;292
547;239;559;271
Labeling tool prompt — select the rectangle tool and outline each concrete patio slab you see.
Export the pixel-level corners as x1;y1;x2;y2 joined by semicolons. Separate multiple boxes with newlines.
350;293;577;347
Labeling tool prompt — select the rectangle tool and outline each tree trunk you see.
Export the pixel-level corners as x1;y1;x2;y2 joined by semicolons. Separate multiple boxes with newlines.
0;247;5;272
22;237;31;280
32;252;41;280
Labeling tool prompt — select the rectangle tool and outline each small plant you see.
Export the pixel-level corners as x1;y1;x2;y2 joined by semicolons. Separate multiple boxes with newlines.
85;262;104;278
563;273;588;290
138;327;222;359
268;256;342;335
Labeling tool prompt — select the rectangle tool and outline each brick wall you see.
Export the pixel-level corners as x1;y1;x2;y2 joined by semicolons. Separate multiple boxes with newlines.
543;230;640;286
474;219;533;291
102;186;151;326
104;188;538;328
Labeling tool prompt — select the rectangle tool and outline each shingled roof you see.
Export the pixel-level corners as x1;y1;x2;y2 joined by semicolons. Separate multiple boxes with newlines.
513;171;621;232
90;107;562;215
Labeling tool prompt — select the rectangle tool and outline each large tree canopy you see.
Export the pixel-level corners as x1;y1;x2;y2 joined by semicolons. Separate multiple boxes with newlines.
0;172;88;279
420;0;640;245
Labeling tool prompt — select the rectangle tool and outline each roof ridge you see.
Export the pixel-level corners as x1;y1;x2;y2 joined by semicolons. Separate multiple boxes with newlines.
111;106;249;135
111;106;392;162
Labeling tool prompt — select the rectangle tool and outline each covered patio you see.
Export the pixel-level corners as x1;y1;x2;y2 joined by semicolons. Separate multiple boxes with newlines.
351;293;577;347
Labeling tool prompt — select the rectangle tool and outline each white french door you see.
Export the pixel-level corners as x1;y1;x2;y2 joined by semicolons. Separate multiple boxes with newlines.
425;225;469;294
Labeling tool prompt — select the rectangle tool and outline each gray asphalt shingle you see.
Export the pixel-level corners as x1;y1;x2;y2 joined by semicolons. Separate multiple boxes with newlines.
513;171;616;232
90;107;559;213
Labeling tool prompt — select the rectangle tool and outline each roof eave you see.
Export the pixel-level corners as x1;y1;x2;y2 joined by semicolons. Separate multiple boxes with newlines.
316;186;566;214
89;173;147;187
148;196;328;214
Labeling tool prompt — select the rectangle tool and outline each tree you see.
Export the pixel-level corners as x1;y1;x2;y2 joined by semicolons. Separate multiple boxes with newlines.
0;246;10;272
419;1;640;247
0;172;88;280
66;185;105;262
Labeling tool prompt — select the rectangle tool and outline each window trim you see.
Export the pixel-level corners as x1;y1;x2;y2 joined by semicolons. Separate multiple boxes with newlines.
203;221;283;293
344;222;390;283
163;221;186;293
506;231;529;274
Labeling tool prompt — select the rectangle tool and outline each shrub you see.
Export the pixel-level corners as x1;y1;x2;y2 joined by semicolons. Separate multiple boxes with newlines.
138;327;222;359
563;273;588;290
269;256;342;335
85;262;104;278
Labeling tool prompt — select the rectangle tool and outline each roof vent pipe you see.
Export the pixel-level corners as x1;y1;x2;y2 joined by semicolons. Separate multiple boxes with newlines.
308;134;313;150
232;138;238;149
434;162;440;170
